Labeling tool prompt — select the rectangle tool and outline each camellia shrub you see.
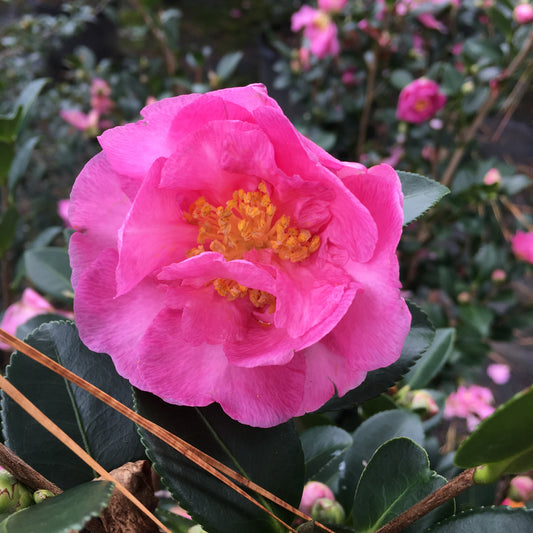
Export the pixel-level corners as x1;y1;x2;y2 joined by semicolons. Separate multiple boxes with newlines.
0;1;532;532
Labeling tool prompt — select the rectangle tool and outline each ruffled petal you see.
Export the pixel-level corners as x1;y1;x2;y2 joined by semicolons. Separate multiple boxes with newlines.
69;153;130;289
339;164;404;258
115;158;197;297
74;248;165;385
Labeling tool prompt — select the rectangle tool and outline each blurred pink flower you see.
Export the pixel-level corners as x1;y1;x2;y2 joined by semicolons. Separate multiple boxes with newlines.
299;481;335;515
68;84;411;427
57;199;71;227
318;0;347;12
396;78;446;123
0;289;71;350
450;42;463;55
512;231;533;264
341;68;357;85
501;497;525;507
60;109;100;132
514;3;533;24
383;145;405;167
483;167;501;185
487;363;510;385
491;269;506;282
510;476;533;502
291;5;340;59
417;12;447;32
444;384;495;431
90;78;114;114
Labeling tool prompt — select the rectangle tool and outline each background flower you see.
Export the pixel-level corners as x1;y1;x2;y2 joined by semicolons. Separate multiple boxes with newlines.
512;231;533;263
396;78;447;123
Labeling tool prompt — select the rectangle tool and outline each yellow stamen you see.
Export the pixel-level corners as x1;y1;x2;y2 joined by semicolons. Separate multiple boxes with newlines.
184;182;320;311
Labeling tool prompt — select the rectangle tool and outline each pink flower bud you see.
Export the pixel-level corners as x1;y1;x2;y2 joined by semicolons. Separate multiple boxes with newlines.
491;269;506;282
487;363;510;385
483;168;501;186
510;476;533;502
512;231;533;264
514;3;533;24
299;481;335;515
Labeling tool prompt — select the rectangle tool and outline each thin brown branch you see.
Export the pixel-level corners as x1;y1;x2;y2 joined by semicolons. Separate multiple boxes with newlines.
356;48;378;159
0;373;172;533
0;328;335;533
0;442;61;495
441;30;533;187
501;196;533;232
376;468;476;533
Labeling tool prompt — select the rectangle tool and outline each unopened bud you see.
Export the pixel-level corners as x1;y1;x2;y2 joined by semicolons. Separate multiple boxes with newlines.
33;489;55;504
299;481;335;516
311;498;345;525
483;168;501;186
461;81;475;94
0;470;34;513
188;525;208;533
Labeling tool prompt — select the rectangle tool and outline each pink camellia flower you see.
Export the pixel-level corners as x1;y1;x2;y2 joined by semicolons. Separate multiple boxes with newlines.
444;384;495;431
510;476;533;502
0;288;71;350
514;3;533;24
512;231;533;264
68;84;411;428
487;363;510;385
491;269;506;282
299;481;335;515
291;5;340;59
396;78;447;124
318;0;347;12
60;109;100;132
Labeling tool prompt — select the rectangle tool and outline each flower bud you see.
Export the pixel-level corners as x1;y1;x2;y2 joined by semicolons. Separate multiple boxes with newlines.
0;470;34;513
491;269;506;283
395;386;439;419
311;497;345;524
33;489;55;504
509;476;533;502
188;526;208;533
299;481;335;515
514;3;533;24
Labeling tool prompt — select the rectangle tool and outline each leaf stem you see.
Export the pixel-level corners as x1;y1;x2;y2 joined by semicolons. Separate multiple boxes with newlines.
375;468;476;533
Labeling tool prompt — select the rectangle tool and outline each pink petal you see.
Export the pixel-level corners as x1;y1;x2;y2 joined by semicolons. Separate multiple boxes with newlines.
74;249;165;384
115;158;198;297
68;153;131;289
291;5;320;31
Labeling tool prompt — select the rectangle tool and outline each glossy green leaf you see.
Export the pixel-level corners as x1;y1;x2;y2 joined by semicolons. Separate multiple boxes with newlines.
353;438;453;533
0;108;23;143
1;321;145;489
14;313;69;344
12;78;48;135
426;507;533;532
7;136;39;195
398;171;449;226
0;141;15;185
0;480;113;533
337;410;425;513
216;51;243;81
320;302;434;411
404;328;455;389
135;390;304;533
300;426;352;482
0;206;18;256
455;387;533;479
24;247;73;301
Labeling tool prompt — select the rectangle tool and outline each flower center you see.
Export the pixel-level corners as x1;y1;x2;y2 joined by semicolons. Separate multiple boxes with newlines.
313;11;332;31
414;98;430;112
184;182;320;311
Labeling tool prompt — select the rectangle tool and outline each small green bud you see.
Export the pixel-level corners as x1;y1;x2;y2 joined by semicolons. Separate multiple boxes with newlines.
33;489;55;504
188;525;208;533
0;470;34;513
311;497;345;525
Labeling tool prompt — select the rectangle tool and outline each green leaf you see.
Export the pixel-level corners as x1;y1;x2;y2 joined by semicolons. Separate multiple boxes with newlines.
300;426;352;482
353;438;453;533
398;171;449;226
12;78;48;135
404;328;455;389
8;136;39;195
216;51;243;82
0;108;23;143
454;387;533;479
134;390;305;533
320;302;434;411
24;247;73;301
15;313;69;344
0;480;113;533
389;69;413;90
1;322;145;489
458;305;493;338
337;410;425;513
426;507;533;532
0;141;15;185
0;206;18;256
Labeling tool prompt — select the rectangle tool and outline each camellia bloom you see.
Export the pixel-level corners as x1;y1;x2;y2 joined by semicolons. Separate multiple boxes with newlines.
0;288;72;350
514;3;533;24
486;363;510;385
291;5;340;59
90;78;114;114
318;0;347;12
512;231;533;264
396;78;447;124
69;84;411;427
60;109;100;132
444;384;495;431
